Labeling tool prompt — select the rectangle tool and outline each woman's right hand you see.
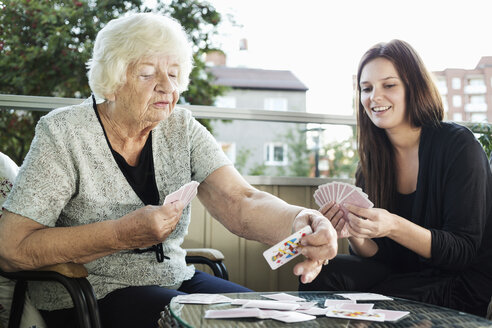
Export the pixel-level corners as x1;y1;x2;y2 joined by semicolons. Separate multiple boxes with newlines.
115;202;185;249
319;201;350;238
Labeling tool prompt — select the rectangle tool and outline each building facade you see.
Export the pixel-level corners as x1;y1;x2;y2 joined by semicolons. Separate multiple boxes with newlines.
433;56;492;123
208;63;309;176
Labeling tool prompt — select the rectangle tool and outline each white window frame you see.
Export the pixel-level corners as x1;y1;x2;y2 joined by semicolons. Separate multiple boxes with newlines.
264;143;288;166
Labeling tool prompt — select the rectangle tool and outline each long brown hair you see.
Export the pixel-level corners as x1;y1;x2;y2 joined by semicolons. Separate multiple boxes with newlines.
355;39;444;211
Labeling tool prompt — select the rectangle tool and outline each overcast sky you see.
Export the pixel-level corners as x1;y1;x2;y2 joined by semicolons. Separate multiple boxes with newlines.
209;0;492;115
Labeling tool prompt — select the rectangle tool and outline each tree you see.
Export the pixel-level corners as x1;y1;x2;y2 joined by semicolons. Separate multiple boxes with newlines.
278;126;311;177
0;0;226;164
323;137;358;178
471;122;492;159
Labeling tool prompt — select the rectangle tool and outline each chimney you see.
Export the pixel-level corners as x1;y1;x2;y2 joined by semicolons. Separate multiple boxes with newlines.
205;50;226;66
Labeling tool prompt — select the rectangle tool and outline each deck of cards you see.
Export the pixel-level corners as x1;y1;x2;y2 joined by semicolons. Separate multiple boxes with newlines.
314;182;373;237
164;181;199;207
263;225;313;270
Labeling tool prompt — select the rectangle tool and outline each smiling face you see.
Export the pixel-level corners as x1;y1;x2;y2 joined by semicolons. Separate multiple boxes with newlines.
359;57;410;132
108;54;180;128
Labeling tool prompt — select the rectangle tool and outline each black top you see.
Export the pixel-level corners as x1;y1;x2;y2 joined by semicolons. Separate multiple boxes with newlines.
362;122;492;305
92;96;166;261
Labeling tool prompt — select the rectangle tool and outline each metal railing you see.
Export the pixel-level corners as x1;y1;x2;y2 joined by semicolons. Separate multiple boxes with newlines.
0;94;356;125
0;94;357;185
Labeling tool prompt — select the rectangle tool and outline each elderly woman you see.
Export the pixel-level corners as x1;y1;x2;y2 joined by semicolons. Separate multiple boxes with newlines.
0;13;337;328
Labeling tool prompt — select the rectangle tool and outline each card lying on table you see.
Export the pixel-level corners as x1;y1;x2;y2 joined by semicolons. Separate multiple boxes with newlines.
173;293;232;304
325;309;385;322
263;225;313;270
164;181;199;207
335;293;394;301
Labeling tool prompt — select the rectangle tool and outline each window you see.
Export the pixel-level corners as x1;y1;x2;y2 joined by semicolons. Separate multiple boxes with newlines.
453;113;463;122
264;98;287;111
219;142;236;163
452;77;461;89
469;95;486;104
471;113;487;123
441;96;448;112
452;95;462;107
467;77;485;86
264;143;288;166
436;78;447;89
215;96;236;109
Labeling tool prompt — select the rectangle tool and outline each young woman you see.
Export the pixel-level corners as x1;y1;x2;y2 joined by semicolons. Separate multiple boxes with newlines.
300;39;492;317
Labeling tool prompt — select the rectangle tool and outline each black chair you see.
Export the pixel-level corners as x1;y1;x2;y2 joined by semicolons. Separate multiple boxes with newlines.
1;248;228;328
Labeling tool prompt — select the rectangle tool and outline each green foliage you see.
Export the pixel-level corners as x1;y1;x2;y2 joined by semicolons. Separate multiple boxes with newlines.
234;147;252;175
471;122;492;159
0;109;43;165
323;137;358;178
248;162;267;176
0;0;226;164
282;127;311;177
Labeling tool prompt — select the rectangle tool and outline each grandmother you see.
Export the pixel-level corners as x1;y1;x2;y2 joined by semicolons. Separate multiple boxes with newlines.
0;13;337;328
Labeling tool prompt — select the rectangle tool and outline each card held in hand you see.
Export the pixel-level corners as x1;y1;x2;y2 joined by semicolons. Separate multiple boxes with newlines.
263;225;313;270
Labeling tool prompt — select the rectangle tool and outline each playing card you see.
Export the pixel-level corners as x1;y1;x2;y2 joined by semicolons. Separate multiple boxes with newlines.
314;190;324;208
324;299;356;308
263;225;313;270
297;307;328;316
270;311;316;323
325;309;385;322
181;181;199;205
164;181;199;207
261;293;306;302
335;293;394;301
204;308;262;319
174;293;233;304
339;303;374;311
372;309;410;321
164;187;183;205
242;300;300;311
313;182;374;239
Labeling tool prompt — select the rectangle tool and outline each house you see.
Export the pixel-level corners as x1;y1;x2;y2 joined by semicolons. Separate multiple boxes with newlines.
207;53;309;176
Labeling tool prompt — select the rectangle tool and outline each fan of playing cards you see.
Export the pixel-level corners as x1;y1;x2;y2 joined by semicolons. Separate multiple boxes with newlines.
314;182;374;238
164;181;200;207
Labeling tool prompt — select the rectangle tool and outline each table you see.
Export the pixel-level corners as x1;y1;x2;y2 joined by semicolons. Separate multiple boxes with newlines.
164;291;492;327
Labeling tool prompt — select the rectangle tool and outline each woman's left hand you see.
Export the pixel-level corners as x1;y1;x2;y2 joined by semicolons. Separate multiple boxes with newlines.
343;204;397;239
291;209;338;284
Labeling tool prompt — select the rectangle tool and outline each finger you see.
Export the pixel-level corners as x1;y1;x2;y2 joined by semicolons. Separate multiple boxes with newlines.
344;203;371;218
300;242;337;262
293;258;323;284
161;201;184;216
300;216;337;247
346;216;372;238
319;201;336;216
329;208;345;229
334;218;345;233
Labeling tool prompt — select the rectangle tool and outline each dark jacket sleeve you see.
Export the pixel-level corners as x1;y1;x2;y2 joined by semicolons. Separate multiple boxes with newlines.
425;128;489;270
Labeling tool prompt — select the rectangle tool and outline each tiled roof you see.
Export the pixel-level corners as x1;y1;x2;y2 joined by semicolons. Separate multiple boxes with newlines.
208;66;308;91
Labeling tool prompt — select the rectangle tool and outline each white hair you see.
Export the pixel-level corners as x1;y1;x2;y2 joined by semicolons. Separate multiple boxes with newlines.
86;13;193;99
